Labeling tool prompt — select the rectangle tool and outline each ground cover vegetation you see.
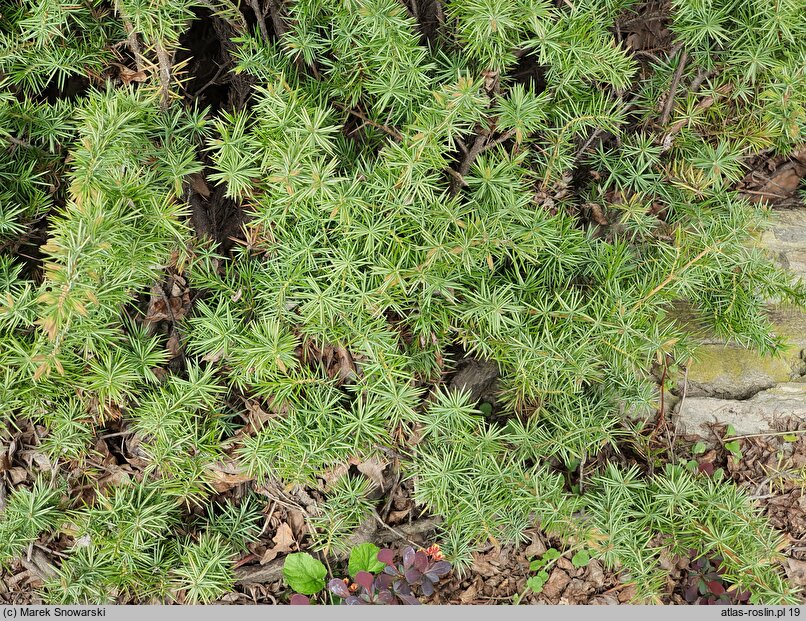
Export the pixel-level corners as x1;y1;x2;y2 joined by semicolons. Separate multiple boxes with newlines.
0;0;805;605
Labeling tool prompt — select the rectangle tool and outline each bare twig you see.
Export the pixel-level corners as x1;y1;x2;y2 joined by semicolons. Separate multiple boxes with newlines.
267;0;287;38
445;167;468;188
574;127;605;161
618;11;667;27
574;90;643;161
380;463;402;521
578;454;586;494
742;189;790;200
661;83;730;151
334;103;403;140
409;0;419;22
660;47;688;126
371;510;421;548
671;363;689;452
652;360;668;441
194;61;229;98
459;133;488;177
633;50;663;63
725;429;806;441
98;430;134;440
482;128;517;152
631;245;715;311
2;135;33;149
196;0;248;30
258;501;278;538
688;68;714;93
154;43;173;109
449;132;488;193
248;0;271;41
434;0;444;25
121;16;144;72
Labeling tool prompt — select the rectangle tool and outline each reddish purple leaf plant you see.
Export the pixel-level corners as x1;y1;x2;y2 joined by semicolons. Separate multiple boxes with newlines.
291;545;451;606
682;554;750;605
326;545;452;605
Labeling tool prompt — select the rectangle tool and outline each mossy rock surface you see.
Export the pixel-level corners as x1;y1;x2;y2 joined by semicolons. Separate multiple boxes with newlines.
677;383;806;436
671;208;806;400
683;344;805;400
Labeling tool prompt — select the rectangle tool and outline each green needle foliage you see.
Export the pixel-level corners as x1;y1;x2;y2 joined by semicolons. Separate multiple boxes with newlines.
308;475;377;555
583;464;797;604
1;0;805;604
0;477;64;566
41;481;238;604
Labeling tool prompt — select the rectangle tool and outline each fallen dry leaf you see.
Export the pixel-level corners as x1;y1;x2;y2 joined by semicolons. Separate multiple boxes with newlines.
748;167;804;203
16;450;52;473
201;349;225;364
260;522;296;564
7;570;33;589
144;287;189;323
542;569;571;600
91;438;117;467
97;467;132;489
459;583;478;604
31;452;53;471
320;462;350;491
585;559;606;589
205;460;255;493
286;509;307;539
350;455;388;490
237;398;276;437
111;63;147;85
387;507;411;524
334;346;357;383
524;532;547;558
786;557;806;587
166;333;182;358
470;552;497;578
618;583;637;603
560;578;592;604
586;202;608;225
190;173;211;198
7;467;27;485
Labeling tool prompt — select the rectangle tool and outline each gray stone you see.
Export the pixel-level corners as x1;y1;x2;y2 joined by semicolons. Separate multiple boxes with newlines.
674;382;806;437
448;358;499;402
668;209;806;399
761;208;806;278
680;343;802;399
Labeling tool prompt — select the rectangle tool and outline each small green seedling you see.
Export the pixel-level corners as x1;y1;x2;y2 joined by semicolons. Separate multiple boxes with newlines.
725;441;742;460
519;546;591;600
571;549;591;569
724;425;743;460
523;548;562;595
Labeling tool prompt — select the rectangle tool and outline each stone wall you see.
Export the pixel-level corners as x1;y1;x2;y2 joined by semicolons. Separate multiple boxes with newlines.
673;208;806;436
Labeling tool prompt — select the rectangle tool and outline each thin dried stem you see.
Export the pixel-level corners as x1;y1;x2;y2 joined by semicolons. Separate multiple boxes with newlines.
121;16;144;72
154;43;173;109
660;47;688;126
